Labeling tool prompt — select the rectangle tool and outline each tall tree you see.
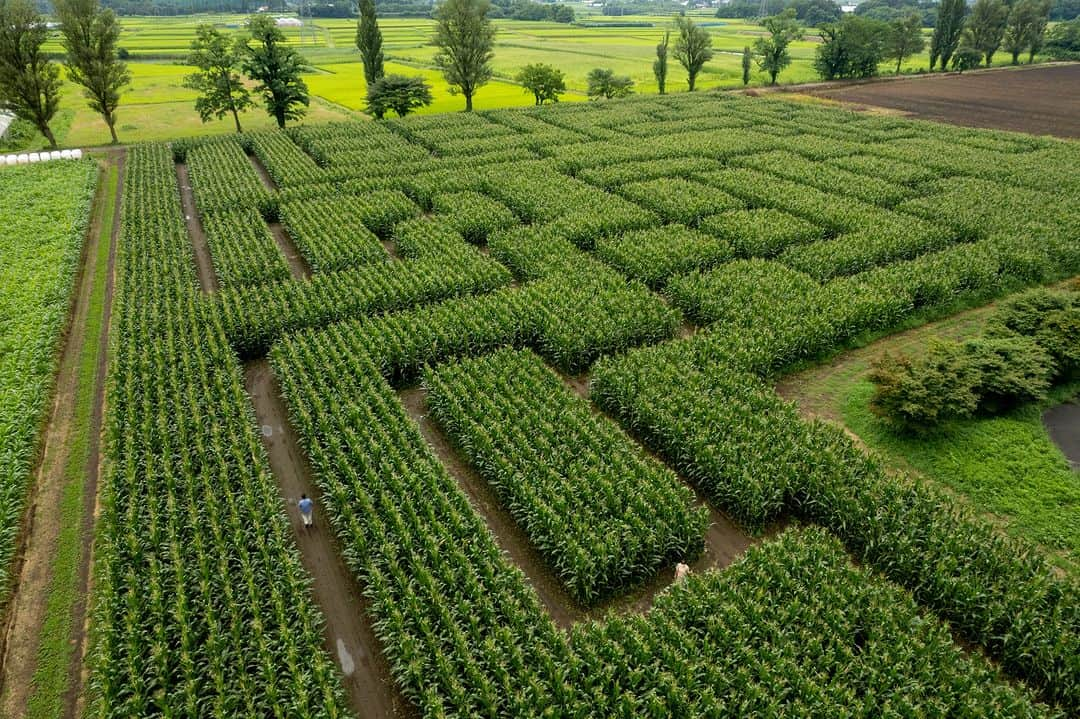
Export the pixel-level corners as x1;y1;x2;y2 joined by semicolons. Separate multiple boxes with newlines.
929;0;967;70
516;63;565;105
0;0;61;148
433;0;495;112
54;0;130;144
356;0;384;87
814;15;888;80
885;13;925;73
742;45;752;85
967;0;1009;66
1003;0;1050;64
653;29;669;94
674;17;713;91
1026;3;1050;63
243;14;310;129
184;24;252;133
754;9;804;85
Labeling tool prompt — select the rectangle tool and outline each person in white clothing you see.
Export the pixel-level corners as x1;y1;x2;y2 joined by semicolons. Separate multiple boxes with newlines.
674;562;691;583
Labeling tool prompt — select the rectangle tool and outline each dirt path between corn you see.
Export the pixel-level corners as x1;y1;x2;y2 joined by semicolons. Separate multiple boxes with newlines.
0;153;120;718
175;162;219;293
245;360;413;719
247;154;313;280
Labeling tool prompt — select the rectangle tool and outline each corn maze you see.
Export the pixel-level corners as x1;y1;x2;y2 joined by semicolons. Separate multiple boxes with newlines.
98;93;1080;717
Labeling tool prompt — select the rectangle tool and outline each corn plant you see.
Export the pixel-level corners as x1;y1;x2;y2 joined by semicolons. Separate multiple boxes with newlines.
200;207;291;288
424;348;707;605
280;198;388;273
0;159;96;610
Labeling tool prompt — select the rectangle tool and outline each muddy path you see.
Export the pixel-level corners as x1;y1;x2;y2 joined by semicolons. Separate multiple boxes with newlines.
249;154;279;192
246;154;313;280
0;153;121;718
245;360;412;719
269;221;312;280
175;162;219;293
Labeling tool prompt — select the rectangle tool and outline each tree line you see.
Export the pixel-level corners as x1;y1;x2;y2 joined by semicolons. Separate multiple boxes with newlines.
811;0;1054;81
0;0;128;148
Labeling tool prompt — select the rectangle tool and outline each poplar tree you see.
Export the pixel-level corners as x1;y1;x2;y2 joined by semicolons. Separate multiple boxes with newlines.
54;0;130;144
930;0;967;70
0;0;61;148
356;0;385;87
654;30;669;95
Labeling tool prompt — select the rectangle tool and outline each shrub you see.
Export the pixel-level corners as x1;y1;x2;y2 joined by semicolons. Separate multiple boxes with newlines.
869;336;1055;430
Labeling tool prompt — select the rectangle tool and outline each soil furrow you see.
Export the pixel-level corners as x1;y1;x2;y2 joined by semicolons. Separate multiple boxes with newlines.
248;154;279;192
175;162;219;293
245;359;411;719
269;221;313;280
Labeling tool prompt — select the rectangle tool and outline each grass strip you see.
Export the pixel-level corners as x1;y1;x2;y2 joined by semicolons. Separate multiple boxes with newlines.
26;162;117;719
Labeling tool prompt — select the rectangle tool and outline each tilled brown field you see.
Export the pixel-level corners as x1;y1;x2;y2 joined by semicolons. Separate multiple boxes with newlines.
815;64;1080;138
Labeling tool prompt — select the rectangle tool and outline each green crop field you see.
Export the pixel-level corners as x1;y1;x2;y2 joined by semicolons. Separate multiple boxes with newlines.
0;160;97;610
71;91;1080;719
22;9;1051;150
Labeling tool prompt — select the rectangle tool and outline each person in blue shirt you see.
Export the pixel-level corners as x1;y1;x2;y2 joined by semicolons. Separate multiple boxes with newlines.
298;494;314;530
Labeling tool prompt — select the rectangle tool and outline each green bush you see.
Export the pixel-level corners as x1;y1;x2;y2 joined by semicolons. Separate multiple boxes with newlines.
869;335;1055;431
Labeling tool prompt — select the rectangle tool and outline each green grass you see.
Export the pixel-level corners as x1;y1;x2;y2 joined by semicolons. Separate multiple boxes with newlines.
843;380;1080;575
783;298;1080;576
25;162;116;719
21;11;1053;150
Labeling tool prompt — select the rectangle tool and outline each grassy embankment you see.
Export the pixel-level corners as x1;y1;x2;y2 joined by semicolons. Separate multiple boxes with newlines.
784;302;1080;576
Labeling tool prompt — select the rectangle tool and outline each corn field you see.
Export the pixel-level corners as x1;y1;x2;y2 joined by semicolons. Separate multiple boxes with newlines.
76;90;1080;717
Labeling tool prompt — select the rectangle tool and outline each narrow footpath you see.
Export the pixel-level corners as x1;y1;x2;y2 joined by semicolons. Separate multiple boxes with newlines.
246;360;412;719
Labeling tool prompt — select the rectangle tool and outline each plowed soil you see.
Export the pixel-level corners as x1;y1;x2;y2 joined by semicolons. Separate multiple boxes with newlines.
814;64;1080;138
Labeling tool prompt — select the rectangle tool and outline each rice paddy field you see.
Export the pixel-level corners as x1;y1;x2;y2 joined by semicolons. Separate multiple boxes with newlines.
28;7;1030;149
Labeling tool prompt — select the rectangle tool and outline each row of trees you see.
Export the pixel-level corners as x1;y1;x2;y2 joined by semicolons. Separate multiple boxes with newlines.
812;0;1052;82
930;0;1050;70
184;16;310;131
0;0;128;148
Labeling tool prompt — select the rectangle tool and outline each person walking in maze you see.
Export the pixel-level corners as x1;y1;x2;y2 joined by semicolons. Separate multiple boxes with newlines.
299;494;314;530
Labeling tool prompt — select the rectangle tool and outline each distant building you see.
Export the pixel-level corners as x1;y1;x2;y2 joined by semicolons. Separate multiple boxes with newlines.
840;3;857;11
275;16;304;26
